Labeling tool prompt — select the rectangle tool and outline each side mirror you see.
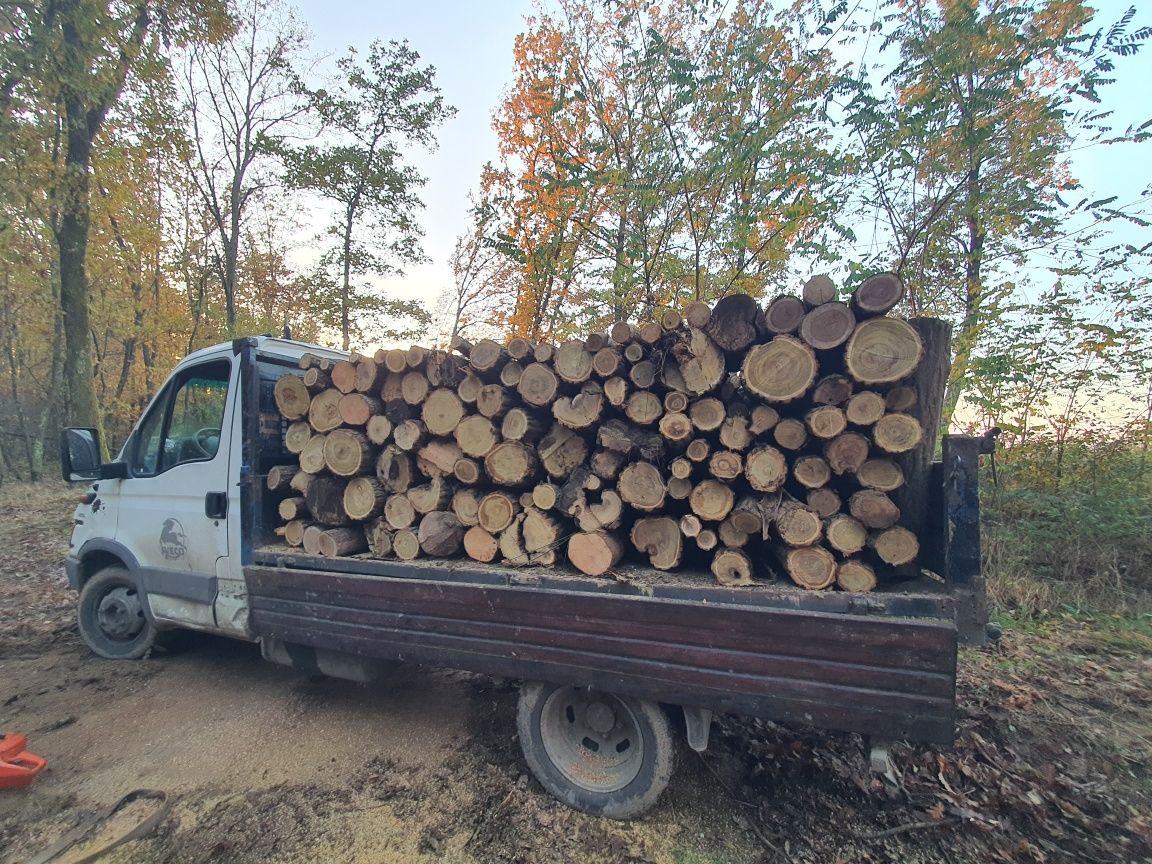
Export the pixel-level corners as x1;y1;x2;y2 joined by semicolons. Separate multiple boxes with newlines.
60;427;101;482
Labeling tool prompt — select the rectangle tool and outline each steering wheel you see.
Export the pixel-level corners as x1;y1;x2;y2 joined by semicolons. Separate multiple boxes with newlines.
191;427;222;457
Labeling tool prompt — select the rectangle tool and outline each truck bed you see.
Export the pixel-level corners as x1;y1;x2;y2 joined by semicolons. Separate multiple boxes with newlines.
246;548;958;743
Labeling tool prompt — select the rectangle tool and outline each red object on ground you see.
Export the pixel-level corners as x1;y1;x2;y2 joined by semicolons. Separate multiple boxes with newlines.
0;731;46;789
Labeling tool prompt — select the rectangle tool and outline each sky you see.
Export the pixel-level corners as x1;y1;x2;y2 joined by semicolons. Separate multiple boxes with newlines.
292;0;1152;342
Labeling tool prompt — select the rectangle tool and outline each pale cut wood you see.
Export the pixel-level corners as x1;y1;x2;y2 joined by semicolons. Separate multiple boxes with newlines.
871;526;919;566
845;317;924;384
636;321;662;345
667;476;692;500
800;302;855;351
418;511;464;557
849;490;900;529
745;445;787;492
284;519;315;547
577;490;624;532
670;457;693;480
684;301;711;329
610;321;635;344
590;448;624;481
851;271;904;318
603;376;629;407
533;342;555;363
393;419;427;452
457;372;483;405
267;464;299;492
383;349;408;374
480;440;536;487
712;548;753;586
308;388;343;432
554;340;594;384
417;439;465;477
779;545;837;590
824;432;870;475
393;528;421;561
408;475;452;514
553;388;605;431
469;339;507;376
625;390;663;426
845;391;886;426
662;327;725;396
719;416;754;451
302;524;324;556
584;332;607;352
689;479;735;522
695;528;718;551
793;455;831;489
679;514;702;538
806;405;847;440
825;514;867;555
567;531;624;577
477;491;519;533
802;274;837;307
278;496;307;521
519;491;535;509
592;347;623;379
623;342;645;363
775;502;822;547
376;445;413;493
539;424;589;479
837;559;878;592
659;308;682;331
318;526;366;558
422;389;466;437
658;412;693;445
365;415;393;446
619;461;666;512
304;476;351;527
384;494;417;529
873;413;924;454
522;506;561;553
289;470;315;496
630;517;682;570
455;415;499;458
499;360;523;388
748;404;780;435
338;393;381;427
453;458;482;484
806;487;841;519
330;360;358;394
299;434;327;475
343;477;387;521
476;384;513;419
449;335;473;357
718;518;750;549
532;482;559;510
856;458;905;492
508;337;534;360
451;488;481;527
685;438;710;463
463;525;499;562
285;421;312;455
728;496;766;535
501;407;545;443
401;370;430;406
772;418;808;451
663;390;690;414
742;336;818;403
302;367;330;392
688;397;725;432
381;372;404;403
708;450;743;481
298;352;318;370
354;359;385;394
764;294;805;335
366;518;393;558
812;374;853;406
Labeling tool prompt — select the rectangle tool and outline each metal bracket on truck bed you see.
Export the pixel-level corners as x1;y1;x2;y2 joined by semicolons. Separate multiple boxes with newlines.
682;706;713;752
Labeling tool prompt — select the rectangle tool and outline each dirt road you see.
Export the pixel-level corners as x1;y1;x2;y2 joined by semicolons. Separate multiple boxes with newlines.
2;483;1149;863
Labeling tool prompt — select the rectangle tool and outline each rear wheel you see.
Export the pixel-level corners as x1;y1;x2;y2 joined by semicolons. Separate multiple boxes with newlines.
516;681;674;819
77;566;158;660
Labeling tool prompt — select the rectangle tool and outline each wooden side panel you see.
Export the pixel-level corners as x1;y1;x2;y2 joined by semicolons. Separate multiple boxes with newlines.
246;565;958;743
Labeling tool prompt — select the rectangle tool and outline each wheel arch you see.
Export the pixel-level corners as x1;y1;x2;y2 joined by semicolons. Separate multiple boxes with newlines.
72;539;141;590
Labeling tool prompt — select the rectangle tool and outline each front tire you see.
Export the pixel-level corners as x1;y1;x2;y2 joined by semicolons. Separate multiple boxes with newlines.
77;566;158;660
517;681;675;819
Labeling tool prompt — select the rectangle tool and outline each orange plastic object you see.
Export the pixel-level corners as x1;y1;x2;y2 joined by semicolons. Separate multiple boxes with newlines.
0;732;47;789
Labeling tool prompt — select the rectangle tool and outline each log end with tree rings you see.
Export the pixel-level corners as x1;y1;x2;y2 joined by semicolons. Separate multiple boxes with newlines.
284;421;312;454
463;525;500;562
873;413;924;453
806;487;841;518
792;455;831;489
871;526;919;566
780;545;837;590
741;336;818;403
518;362;560;407
619;461;667;512
323;429;373;477
802;274;837;307
763;294;806;334
477;491;518;533
684;300;711;329
744;445;787;492
455;414;499;458
274;374;310;420
469;338;506;374
688;479;735;522
343;476;387;521
799;301;855;351
856;458;905;492
392;528;421;560
711;548;753;586
630;517;682;570
422;388;466;436
806;405;847;439
688;397;725;432
774;504;822;547
825;514;867;555
567;530;624;577
845;317;924;384
772;418;808;451
850;271;905;317
811;374;853;406
845;390;886;426
705;293;763;352
308;388;343;432
554;340;594;384
836;559;878;592
849;489;901;529
484;440;538;487
824;432;870;475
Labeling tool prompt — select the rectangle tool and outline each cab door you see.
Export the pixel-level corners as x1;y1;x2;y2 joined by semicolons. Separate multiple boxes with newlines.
115;357;235;629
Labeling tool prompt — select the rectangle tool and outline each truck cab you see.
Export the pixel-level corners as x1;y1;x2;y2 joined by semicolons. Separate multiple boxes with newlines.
62;337;346;657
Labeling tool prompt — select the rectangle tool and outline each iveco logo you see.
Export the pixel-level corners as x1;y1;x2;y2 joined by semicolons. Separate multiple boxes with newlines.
159;518;188;560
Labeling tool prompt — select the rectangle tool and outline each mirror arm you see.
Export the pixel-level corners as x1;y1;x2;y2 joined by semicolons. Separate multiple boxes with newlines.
99;462;129;480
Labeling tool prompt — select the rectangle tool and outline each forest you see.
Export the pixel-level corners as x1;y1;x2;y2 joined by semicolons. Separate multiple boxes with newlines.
1;0;1149;609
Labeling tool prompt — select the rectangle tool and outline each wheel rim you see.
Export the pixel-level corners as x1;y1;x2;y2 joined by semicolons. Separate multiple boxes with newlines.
95;584;146;641
539;687;644;793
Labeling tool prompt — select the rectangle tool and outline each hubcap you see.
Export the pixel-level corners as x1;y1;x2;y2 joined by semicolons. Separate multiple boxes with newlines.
96;585;145;641
539;688;643;793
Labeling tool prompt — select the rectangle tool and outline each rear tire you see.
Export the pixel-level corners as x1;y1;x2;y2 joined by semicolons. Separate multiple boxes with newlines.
516;681;674;819
77;566;158;660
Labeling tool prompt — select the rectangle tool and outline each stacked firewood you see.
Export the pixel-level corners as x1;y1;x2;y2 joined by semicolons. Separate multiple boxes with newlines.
270;272;939;592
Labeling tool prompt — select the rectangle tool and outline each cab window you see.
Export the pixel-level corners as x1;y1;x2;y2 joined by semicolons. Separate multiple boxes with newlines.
131;360;231;477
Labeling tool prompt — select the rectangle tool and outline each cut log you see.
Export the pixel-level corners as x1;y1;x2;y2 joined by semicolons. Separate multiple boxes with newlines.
636;321;662;345
590;448;624;480
708;450;743;481
679;514;702;537
324;429;373;477
684;301;711;329
745;445;787;492
343;476;387;521
806;405;847;440
592;347;623;379
806;487;841;519
417;439;465;477
405;345;426;369
873;413;924;454
625;390;663;426
507;337;534;361
417;511;464;557
664;390;690;414
522;506;562;553
658;308;681;331
533;342;555;363
338;393;382;427
851;271;904;318
748;404;780;435
623;343;645;363
393;419;427;452
667;476;692;500
871;526;919;566
299;434;327;474
453;458;482;485
885;385;917;412
628;359;657;389
554;466;591;516
267;464;299;492
501;407;545;443
422;389;465;436
401;370;430;406
426;351;464;388
772;418;808;451
366;518;393;558
849;490;900;529
825;514;867;555
408;476;452;514
812;374;853;406
285;421;312;455
499;360;523;388
778;545;837;590
382;349;407;374
705;293;764;353
663;328;726;395
317;526;366;558
289;470;315;496
718;518;750;549
764;294;806;335
688;397;725;432
376;445;413;493
630;517;682;570
837;559;878;592
689;479;735;522
477;491;519;533
298;352;318;370
774;502;822;547
799;302;855;350
567;531;624;577
578;489;624;531
793;455;831;489
454;415;499;458
452;488;481;526
603;376;629;407
845;391;886;426
393;528;421;561
584;332;608;352
469;339;507;377
302;524;325;555
449;335;473;357
695;528;718;551
741;336;818;403
384;493;417;529
610;321;635;344
618;461;666;512
380;372;404;404
711;548;753;586
824;432;870;475
845;317;924;384
302;367;330;392
554;340;594;384
304;476;351;527
278;496;307;521
457;372;483;405
463;525;499;562
268;375;308;418
658;412;693;446
540;424;590;478
802;274;837;307
477;384;514;419
719;416;754;451
355;359;385;394
856;458;905;492
330;360;358;394
553;388;605;431
531;482;559;510
284;519;315;547
308;388;343;432
365;415;393;446
685;438;710;463
670;457;693;480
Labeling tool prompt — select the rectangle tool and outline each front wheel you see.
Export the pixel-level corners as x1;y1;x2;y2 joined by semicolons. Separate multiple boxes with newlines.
77;566;158;659
516;681;675;819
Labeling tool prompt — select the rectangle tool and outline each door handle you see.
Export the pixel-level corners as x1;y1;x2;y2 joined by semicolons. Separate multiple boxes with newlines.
205;492;228;519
